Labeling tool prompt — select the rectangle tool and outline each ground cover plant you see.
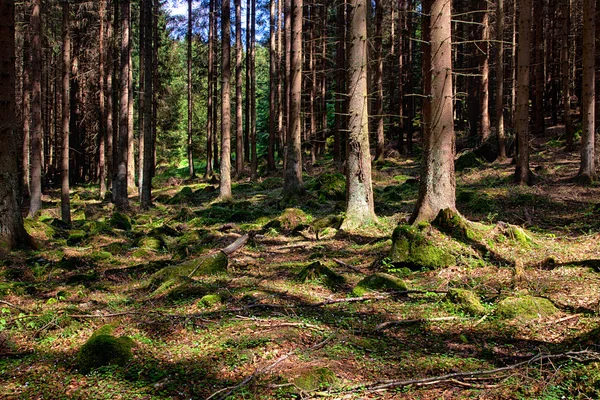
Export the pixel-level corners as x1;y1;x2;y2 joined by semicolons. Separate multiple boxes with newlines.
2;140;600;399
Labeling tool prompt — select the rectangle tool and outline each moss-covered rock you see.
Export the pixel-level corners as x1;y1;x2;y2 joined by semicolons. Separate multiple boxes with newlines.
109;212;132;231
148;252;228;291
259;177;284;190
307;173;346;201
506;226;533;246
137;236;164;251
76;325;135;374
199;293;222;307
312;215;343;239
168;186;195;204
390;224;455;270
24;218;56;240
90;251;112;261
67;230;88;246
293;367;338;391
446;288;486;316
496;296;559;320
352;273;408;296
297;262;345;288
278;208;310;231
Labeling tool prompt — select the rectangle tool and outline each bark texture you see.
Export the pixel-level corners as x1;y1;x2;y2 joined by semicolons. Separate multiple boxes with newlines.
220;0;232;200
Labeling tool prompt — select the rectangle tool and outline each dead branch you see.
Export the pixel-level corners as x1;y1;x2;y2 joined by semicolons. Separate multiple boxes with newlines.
376;316;465;331
221;233;250;256
332;258;363;274
206;332;337;400
0;300;27;314
234;315;324;331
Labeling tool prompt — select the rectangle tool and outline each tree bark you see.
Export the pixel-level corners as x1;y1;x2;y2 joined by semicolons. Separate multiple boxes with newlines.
514;0;533;184
496;0;506;158
0;0;31;254
532;0;545;137
333;0;346;164
342;0;377;230
22;26;30;199
479;0;490;142
205;0;215;179
410;0;456;224
187;0;195;178
61;0;71;224
220;0;232;200
235;0;244;176
562;0;574;149
140;0;153;209
373;0;384;161
28;0;42;217
106;0;113;195
250;0;257;178
283;0;304;197
578;0;596;183
268;0;277;171
99;0;107;199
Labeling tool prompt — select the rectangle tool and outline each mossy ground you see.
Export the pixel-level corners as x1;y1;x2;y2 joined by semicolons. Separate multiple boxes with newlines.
2;140;600;398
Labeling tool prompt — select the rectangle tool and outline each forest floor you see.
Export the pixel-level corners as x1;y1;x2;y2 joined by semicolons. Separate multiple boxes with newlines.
2;132;600;399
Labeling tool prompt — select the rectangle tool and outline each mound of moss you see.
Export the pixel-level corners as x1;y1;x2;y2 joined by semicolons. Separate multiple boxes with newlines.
76;325;135;374
276;208;310;231
390;223;455;270
199;293;222;307
446;288;486;316
148;252;228;292
312;215;343;239
297;262;345;288
66;230;88;246
455;151;486;172
137;236;164;251
168;186;195;204
496;296;559;320
352;273;407;296
433;208;475;242
293;367;338;391
109;212;132;231
307;173;346;201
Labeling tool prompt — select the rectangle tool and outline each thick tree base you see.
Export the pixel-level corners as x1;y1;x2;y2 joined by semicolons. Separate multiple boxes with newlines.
389;222;456;270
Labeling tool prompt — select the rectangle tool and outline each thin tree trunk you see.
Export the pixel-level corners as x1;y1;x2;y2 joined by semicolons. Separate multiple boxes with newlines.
578;0;596;183
112;0;119;198
28;0;42;217
283;0;304;196
61;0;71;224
220;0;233;200
515;0;533;184
127;15;135;191
283;0;291;170
533;0;545;137
411;0;456;223
115;0;130;210
342;0;377;230
562;0;574;149
22;30;31;199
250;0;257;178
496;0;506;158
106;0;113;195
511;0;517;129
277;0;284;162
334;0;346;164
140;0;153;209
205;0;215;179
235;0;244;176
245;0;251;164
99;0;107;199
479;0;490;142
373;0;384;161
187;0;195;178
268;0;277;171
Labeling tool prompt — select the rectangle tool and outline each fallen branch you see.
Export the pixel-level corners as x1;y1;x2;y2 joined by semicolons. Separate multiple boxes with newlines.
332;258;363;274
329;350;600;395
235;315;325;331
376;316;465;331
207;332;337;400
0;300;27;314
221;234;250;256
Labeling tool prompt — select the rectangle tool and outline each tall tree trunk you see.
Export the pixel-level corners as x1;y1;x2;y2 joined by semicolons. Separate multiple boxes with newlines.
397;0;407;154
115;0;130;210
0;0;32;253
405;0;414;154
139;0;146;197
61;0;71;224
220;0;233;199
22;29;31;199
496;0;506;158
533;0;545;137
112;0;120;198
245;0;251;164
283;0;304;196
140;0;153;209
277;0;284;162
28;0;42;217
515;0;533;184
342;0;376;230
578;0;596;183
106;0;114;195
373;0;384;161
562;0;574;149
268;0;277;171
250;0;257;178
99;0;107;199
334;0;346;164
308;3;316;165
205;0;215;178
127;16;135;191
479;0;490;142
283;0;291;170
411;0;456;224
235;0;243;176
511;0;517;129
187;0;195;178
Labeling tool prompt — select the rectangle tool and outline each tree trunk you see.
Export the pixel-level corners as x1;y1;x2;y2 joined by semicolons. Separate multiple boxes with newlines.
0;0;31;253
22;29;30;199
140;0;153;209
479;0;490;142
106;0;113;195
333;0;346;164
283;0;291;170
220;0;232;200
514;0;533;184
250;0;257;178
187;0;195;178
99;0;107;199
533;0;545;137
127;18;135;191
268;0;277;171
235;0;243;176
28;0;42;217
578;0;596;183
342;0;377;230
410;0;456;224
562;0;574;149
139;0;146;197
373;0;384;161
496;0;506;158
114;0;130;210
205;0;215;179
283;0;304;197
111;0;119;199
61;0;71;224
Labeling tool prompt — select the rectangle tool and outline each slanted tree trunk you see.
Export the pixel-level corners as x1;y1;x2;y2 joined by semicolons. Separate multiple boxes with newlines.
283;0;304;197
205;0;215;179
514;0;533;184
0;0;32;253
114;0;130;210
235;0;243;176
496;0;506;159
341;0;377;230
562;0;574;149
28;0;42;217
187;0;195;178
220;0;233;200
410;0;456;224
61;0;71;224
578;0;596;184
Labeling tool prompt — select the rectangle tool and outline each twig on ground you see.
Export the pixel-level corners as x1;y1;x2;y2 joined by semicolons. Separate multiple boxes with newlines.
542;314;580;326
376;316;465;331
332;258;363;274
234;315;325;331
0;300;27;314
206;332;337;400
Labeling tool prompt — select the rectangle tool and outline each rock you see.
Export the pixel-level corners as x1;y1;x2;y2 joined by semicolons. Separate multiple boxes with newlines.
390;223;455;270
148;252;228;291
76;325;135;374
199;293;222;307
109;212;132;231
312;215;343;239
352;273;408;296
496;296;559;320
446;288;486;316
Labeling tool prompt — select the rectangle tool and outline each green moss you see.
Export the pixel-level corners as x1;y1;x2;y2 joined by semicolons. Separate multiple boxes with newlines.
496;296;559;320
506;226;533;246
76;325;135;374
297;261;345;288
90;251;112;261
279;208;310;230
312;215;343;239
307;173;346;201
138;236;164;251
149;252;228;291
199;293;222;307
168;186;195;204
259;177;284;190
352;273;408;296
390;224;455;270
293;367;338;391
455;151;485;172
67;230;88;246
109;212;132;231
24;218;55;240
433;208;476;241
446;288;486;316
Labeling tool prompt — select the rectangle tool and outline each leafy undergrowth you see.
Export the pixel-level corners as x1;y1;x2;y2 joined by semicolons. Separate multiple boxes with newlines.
3;142;600;399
